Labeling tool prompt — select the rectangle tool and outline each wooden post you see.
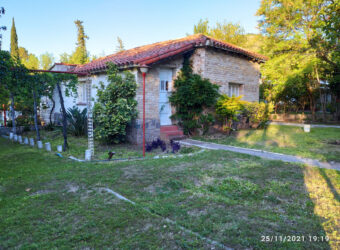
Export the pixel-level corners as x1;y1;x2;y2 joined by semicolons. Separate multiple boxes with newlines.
86;78;94;156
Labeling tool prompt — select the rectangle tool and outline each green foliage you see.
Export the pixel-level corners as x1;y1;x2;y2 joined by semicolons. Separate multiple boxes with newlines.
199;113;215;135
66;106;87;136
192;19;266;53
69;20;89;64
15;115;39;126
216;95;273;129
169;55;220;135
40;52;54;70
193;19;247;47
242;102;273;128
216;95;245;123
93;63;137;143
18;47;29;61
10;18;19;59
23;54;39;69
59;52;71;63
257;0;340;118
115;36;125;52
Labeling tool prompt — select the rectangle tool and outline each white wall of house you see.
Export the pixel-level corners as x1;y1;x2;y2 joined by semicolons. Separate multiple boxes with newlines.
39;67;139;125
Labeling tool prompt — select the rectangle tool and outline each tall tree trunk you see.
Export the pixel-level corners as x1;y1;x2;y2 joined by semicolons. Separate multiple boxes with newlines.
309;95;316;122
10;92;16;134
56;82;68;151
49;96;55;125
32;89;40;141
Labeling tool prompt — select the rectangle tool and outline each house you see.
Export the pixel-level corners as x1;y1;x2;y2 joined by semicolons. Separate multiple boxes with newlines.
41;34;267;143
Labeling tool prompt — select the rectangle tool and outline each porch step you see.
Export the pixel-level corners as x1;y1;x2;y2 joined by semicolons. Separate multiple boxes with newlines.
160;125;185;141
160;125;181;133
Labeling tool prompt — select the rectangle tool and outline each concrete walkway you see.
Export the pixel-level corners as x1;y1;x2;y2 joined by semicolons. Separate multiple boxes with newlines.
268;121;340;128
179;139;340;171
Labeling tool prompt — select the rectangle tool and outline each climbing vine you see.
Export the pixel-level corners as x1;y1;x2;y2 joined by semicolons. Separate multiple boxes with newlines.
169;54;220;135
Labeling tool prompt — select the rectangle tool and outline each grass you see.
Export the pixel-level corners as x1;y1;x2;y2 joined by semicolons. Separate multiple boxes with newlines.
21;128;198;160
0;138;339;249
195;125;340;162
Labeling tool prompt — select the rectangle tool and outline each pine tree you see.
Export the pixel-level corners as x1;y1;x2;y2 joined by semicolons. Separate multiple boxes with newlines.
10;18;19;59
115;37;125;52
70;20;89;64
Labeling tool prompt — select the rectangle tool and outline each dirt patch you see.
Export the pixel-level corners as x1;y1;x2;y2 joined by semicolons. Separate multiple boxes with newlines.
326;139;340;145
30;189;54;196
187;208;208;217
66;184;79;193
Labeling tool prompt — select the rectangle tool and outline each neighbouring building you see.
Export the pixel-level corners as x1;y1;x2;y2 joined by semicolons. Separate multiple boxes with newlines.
41;34;267;143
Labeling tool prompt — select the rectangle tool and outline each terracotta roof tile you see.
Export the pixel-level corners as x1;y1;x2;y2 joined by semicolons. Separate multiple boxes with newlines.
72;34;267;73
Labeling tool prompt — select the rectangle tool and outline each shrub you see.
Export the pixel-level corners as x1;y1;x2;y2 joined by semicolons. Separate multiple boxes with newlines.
7;115;41;127
170;139;181;153
215;95;273;130
215;95;245;129
199;113;215;135
146;138;167;152
93;63;137;143
242;102;274;128
169;54;220;135
66;106;87;136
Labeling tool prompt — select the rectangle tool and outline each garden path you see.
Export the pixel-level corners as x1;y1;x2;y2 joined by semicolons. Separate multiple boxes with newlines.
179;139;340;171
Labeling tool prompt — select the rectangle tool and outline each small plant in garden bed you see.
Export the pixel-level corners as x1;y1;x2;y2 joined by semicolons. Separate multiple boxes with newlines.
170;140;181;153
146;138;167;152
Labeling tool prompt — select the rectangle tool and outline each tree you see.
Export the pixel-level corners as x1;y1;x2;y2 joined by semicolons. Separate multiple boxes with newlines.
115;36;125;52
23;54;39;69
27;73;52;141
192;19;247;48
10;18;19;59
59;52;71;63
257;0;340;120
93;63;138;143
193;19;209;34
52;73;78;150
69;20;89;64
0;51;28;134
0;7;6;50
18;47;29;61
40;52;54;70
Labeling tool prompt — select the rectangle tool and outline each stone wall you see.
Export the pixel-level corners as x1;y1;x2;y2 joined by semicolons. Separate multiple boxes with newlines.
199;47;260;102
129;56;184;144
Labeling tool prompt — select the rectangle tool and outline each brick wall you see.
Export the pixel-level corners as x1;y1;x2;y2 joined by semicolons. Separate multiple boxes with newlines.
196;47;261;102
128;56;184;144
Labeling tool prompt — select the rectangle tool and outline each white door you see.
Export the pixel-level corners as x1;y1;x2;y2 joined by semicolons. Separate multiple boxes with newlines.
159;69;172;125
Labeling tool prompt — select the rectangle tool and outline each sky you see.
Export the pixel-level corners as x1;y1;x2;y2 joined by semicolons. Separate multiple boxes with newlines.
0;0;262;61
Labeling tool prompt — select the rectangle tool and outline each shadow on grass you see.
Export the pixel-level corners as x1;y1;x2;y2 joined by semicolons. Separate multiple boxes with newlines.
319;168;340;202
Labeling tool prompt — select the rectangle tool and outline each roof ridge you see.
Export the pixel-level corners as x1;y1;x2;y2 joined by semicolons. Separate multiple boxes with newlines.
73;34;267;73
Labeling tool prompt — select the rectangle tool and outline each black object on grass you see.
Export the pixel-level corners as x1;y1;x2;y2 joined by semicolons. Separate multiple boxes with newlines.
108;151;115;160
170;139;181;153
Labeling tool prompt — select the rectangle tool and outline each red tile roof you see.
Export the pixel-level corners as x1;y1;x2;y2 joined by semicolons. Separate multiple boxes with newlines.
72;34;267;74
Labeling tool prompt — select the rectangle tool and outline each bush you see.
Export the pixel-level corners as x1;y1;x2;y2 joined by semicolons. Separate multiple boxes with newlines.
242;102;273;128
93;63;137;143
215;95;273;130
7;115;41;127
215;95;245;130
169;54;220;135
66;106;87;136
146;138;167;152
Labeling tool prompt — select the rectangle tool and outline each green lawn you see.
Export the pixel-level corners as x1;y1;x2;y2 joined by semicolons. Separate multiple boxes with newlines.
21;128;199;160
195;125;340;162
0;138;339;249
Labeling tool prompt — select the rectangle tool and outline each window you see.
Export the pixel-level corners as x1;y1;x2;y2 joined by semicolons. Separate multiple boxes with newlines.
160;80;169;91
229;83;241;97
78;83;87;103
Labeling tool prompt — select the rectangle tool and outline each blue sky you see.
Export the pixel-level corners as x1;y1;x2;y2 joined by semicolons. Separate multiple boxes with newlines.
1;0;262;61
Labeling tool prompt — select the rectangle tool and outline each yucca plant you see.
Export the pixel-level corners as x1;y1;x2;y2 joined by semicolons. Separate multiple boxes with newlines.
66;106;87;136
